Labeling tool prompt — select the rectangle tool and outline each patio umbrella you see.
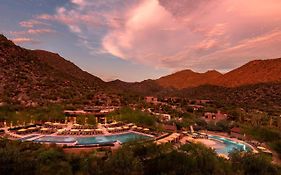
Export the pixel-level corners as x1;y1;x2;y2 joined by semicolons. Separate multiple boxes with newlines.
40;128;49;131
18;129;27;132
27;127;37;130
95;129;103;132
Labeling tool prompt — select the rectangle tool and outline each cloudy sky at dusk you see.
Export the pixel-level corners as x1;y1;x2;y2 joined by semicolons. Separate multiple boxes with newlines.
1;0;281;82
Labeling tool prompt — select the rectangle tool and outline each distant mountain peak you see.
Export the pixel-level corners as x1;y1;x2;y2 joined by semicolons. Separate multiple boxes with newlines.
156;58;281;89
156;68;222;89
205;70;222;74
0;34;7;40
0;34;15;46
217;58;281;87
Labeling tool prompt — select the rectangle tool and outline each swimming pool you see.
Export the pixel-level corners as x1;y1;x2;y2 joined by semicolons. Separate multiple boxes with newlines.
33;132;153;145
34;136;77;144
19;134;40;141
77;132;152;145
208;135;252;155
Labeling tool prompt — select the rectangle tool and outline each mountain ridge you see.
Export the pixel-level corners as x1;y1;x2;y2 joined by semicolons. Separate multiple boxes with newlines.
155;58;281;89
156;69;223;89
0;34;105;106
1;34;281;111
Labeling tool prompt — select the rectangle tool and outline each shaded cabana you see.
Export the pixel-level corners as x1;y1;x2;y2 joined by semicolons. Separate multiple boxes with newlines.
70;129;79;135
107;127;115;133
95;128;103;134
40;128;52;134
17;129;27;135
27;127;39;133
123;126;129;131
137;127;143;130
155;133;181;145
116;127;123;132
57;129;66;135
83;129;93;135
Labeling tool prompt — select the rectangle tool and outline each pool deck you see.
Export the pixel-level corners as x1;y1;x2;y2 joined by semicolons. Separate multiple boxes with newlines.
203;131;258;153
181;132;258;159
16;130;155;146
43;130;154;138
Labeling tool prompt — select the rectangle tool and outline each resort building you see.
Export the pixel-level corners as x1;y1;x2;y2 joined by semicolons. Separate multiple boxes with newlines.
203;111;228;123
195;99;211;104
145;96;158;104
161;123;177;131
64;106;118;124
188;104;204;111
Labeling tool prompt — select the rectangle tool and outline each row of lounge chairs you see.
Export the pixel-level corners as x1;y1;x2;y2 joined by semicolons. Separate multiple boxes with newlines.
15;127;57;135
104;121;125;128
107;126;130;133
131;126;152;134
58;129;103;135
155;133;181;145
71;124;97;129
43;122;67;129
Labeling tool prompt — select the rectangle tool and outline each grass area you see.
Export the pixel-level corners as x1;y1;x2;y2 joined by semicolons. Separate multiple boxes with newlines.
107;107;157;127
76;114;97;126
0;104;65;123
244;126;281;159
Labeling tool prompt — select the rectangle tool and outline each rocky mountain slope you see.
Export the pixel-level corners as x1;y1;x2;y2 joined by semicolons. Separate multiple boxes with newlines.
178;83;281;114
156;58;281;89
216;59;281;87
0;34;105;106
1;34;280;112
156;70;222;89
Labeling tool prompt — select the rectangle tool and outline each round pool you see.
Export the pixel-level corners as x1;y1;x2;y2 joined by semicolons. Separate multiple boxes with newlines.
208;135;252;155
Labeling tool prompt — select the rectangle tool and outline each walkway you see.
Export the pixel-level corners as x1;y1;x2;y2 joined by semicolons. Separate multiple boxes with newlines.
2;127;22;139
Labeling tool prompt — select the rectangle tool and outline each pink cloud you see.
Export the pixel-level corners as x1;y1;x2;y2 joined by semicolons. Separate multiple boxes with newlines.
36;7;105;34
163;30;281;72
11;29;55;35
27;29;55;34
12;38;40;44
19;20;48;28
102;0;281;71
30;0;281;72
71;0;87;7
36;14;53;20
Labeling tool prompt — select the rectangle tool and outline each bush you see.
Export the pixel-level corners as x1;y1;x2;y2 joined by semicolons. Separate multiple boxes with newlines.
109;107;156;127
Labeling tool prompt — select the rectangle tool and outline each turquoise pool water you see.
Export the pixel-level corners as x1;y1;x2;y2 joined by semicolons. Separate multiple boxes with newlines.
77;132;151;145
34;136;76;144
33;132;152;145
19;134;39;141
208;135;251;155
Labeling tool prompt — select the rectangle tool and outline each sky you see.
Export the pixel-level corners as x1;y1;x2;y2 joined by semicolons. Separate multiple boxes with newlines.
1;0;281;82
